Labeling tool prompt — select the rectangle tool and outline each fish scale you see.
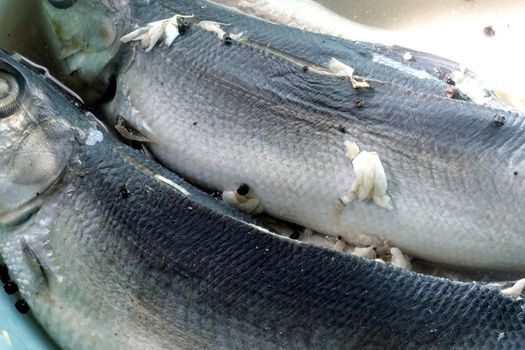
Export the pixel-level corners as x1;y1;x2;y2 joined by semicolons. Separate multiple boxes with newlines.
0;2;522;347
106;9;525;269
1;113;525;348
5;132;523;349
140;0;508;105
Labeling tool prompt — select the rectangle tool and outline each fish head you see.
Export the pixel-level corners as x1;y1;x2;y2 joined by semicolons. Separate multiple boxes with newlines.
0;50;78;217
38;0;131;102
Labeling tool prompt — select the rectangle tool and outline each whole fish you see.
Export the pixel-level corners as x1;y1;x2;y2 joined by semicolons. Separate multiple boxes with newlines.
37;0;525;270
0;48;524;350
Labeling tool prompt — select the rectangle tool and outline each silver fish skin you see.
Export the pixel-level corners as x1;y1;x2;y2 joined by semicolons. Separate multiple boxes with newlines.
37;0;525;270
0;48;525;350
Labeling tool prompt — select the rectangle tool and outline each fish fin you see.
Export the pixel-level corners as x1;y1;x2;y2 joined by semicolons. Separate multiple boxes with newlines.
19;237;65;295
114;115;150;142
21;240;49;289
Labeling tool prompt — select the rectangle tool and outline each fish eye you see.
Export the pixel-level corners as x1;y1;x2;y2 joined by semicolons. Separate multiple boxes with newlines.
0;64;25;118
48;0;75;9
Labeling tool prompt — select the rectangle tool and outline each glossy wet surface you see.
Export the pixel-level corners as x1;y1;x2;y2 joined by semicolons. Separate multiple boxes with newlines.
216;0;525;110
0;1;524;348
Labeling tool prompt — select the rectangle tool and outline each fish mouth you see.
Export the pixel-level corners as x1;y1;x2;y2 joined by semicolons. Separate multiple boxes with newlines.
62;50;110;78
52;31;120;81
40;1;124;87
46;39;121;103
